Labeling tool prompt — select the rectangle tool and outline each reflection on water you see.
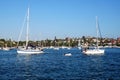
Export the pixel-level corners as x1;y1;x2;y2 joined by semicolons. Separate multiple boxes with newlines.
0;48;120;79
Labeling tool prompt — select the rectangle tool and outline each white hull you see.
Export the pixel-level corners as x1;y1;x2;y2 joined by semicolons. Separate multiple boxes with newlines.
78;47;81;49
61;46;67;49
83;49;104;55
3;47;10;51
53;47;59;50
61;46;71;50
64;53;72;56
17;50;43;54
67;47;71;50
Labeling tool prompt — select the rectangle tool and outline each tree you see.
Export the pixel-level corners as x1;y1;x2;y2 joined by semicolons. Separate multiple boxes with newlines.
82;36;86;44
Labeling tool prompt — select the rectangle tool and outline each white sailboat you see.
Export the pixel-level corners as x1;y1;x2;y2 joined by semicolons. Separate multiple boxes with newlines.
17;7;43;54
2;43;10;51
83;16;104;55
2;47;10;51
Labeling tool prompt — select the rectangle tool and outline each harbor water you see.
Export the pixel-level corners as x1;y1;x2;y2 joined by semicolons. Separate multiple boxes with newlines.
0;48;120;80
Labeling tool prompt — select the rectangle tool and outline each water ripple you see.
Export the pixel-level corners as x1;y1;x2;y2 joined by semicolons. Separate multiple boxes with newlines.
0;48;120;79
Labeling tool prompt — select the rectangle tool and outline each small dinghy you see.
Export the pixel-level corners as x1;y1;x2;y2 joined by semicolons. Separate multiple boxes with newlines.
64;53;72;56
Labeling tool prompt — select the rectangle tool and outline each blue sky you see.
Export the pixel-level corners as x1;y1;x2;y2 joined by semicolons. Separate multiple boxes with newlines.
0;0;120;40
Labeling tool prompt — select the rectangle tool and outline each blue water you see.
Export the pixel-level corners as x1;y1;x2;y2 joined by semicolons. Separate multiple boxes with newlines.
0;48;120;80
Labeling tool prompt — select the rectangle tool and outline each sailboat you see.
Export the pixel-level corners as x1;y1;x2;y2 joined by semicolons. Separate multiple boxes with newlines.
2;42;10;51
2;45;10;51
83;16;104;55
17;7;43;54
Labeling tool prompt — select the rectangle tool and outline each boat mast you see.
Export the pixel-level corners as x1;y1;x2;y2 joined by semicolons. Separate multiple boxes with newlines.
26;7;29;48
96;16;99;49
78;39;81;47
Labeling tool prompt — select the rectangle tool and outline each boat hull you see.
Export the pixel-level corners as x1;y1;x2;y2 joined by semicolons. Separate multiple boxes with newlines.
17;50;44;54
64;53;72;56
2;47;10;51
83;49;104;55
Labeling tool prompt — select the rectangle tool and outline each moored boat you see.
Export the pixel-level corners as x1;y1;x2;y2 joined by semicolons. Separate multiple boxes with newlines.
17;7;43;54
83;16;104;55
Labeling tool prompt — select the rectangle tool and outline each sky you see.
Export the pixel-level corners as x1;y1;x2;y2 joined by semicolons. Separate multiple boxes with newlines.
0;0;120;41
